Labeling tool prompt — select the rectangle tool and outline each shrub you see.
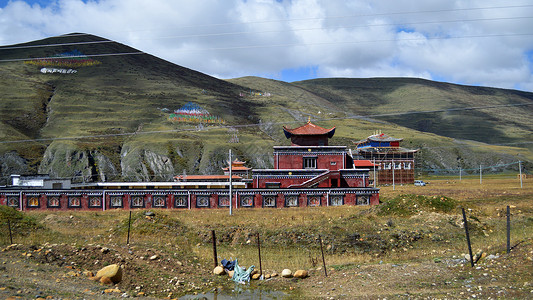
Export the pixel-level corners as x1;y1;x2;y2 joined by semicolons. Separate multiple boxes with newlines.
0;205;43;236
378;194;457;217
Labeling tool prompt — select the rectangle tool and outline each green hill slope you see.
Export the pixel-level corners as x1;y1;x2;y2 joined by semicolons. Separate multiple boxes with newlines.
0;34;532;184
292;78;533;145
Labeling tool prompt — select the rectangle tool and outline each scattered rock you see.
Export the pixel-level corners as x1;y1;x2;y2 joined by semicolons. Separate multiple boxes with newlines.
100;276;114;285
251;273;261;280
93;264;123;284
144;211;155;217
271;272;278;277
293;270;308;279
213;266;225;275
265;274;271;279
149;255;159;260
228;270;234;278
281;269;292;278
84;271;94;277
100;247;109;254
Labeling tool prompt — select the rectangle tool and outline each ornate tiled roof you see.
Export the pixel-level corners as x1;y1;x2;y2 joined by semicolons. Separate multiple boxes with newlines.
353;160;379;167
354;132;403;145
174;175;242;181
367;133;402;142
357;147;418;154
283;120;335;138
222;159;251;171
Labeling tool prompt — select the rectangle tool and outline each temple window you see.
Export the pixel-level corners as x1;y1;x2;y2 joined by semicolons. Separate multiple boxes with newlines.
28;196;40;207
196;195;210;207
110;196;123;208
262;195;276;207
240;195;254;207
285;195;299;207
174;195;187;208
131;196;145;208
47;196;60;208
265;182;281;189
356;195;370;205
303;156;317;169
218;195;230;207
68;196;81;208
330;195;344;206
89;196;102;208
307;195;321;206
7;196;19;208
152;196;166;208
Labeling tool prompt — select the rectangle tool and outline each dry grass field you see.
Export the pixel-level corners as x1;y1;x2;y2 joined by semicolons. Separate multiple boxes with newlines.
0;176;532;299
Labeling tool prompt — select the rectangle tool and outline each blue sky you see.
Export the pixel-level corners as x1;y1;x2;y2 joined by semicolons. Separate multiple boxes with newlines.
1;0;533;91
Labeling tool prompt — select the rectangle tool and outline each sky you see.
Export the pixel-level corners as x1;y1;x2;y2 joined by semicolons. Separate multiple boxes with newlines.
1;0;533;91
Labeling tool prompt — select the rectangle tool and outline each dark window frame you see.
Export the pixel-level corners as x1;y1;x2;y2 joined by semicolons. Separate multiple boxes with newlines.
88;196;103;208
173;195;188;208
307;194;321;206
196;195;210;208
68;196;82;208
110;195;124;208
284;194;299;207
47;195;61;208
152;195;167;208
303;156;317;169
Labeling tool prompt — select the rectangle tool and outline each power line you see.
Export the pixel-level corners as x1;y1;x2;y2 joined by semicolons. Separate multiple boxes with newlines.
1;31;532;63
1;14;532;54
419;161;522;172
3;3;529;40
0;51;145;63
3;14;532;50
0;40;115;50
0;102;531;145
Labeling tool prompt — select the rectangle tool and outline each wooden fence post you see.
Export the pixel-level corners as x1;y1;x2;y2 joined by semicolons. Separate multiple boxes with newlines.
126;211;132;245
8;219;13;245
212;230;218;267
257;232;262;277
319;234;328;277
506;206;511;254
461;208;474;267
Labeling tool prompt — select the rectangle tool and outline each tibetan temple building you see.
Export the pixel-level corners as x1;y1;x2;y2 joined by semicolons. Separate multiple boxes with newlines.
252;119;380;206
354;132;418;185
0;120;380;210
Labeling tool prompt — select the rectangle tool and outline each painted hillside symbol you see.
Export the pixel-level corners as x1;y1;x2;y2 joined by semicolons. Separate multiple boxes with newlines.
24;49;101;68
168;102;225;124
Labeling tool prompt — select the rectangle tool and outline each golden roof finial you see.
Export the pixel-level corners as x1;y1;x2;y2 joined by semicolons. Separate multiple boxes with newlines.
307;116;311;123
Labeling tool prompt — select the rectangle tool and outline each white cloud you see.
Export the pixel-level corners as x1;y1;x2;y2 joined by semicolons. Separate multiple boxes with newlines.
0;0;532;90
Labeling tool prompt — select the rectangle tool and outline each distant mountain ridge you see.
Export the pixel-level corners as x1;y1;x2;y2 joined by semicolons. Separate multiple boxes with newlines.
0;34;531;184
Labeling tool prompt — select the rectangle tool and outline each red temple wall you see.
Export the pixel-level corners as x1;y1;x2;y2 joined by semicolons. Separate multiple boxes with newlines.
276;154;345;170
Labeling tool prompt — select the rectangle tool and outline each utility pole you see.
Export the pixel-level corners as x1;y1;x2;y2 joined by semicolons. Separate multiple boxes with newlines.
459;168;462;181
519;161;523;189
392;160;395;190
229;149;233;216
373;158;376;188
479;165;482;185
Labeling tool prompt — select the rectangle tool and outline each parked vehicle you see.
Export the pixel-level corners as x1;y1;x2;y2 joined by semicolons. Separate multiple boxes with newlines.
414;180;426;186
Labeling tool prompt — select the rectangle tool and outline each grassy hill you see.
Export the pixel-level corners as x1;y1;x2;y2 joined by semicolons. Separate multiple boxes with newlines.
292;77;533;145
0;34;532;184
